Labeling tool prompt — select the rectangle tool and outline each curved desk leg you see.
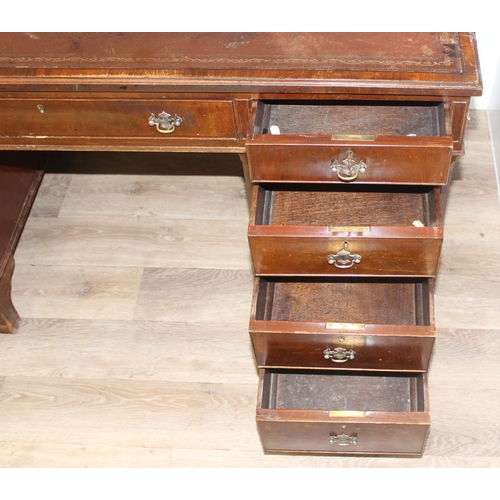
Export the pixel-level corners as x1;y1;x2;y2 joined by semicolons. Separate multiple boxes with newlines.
0;254;19;333
0;152;46;334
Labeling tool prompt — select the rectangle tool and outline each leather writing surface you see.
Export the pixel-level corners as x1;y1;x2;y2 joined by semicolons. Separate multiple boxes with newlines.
0;33;482;95
0;33;461;72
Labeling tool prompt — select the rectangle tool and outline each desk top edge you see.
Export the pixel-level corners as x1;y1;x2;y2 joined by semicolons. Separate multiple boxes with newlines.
0;32;482;96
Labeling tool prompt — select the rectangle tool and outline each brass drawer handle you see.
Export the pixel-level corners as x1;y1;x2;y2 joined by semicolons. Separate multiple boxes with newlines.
149;111;182;134
327;241;361;269
323;347;356;363
330;149;366;182
329;433;358;446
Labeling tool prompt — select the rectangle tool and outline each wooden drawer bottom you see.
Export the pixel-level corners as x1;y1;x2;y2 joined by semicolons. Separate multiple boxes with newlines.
257;369;430;456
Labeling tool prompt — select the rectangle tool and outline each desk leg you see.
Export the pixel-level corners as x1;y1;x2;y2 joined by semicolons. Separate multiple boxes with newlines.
238;153;252;207
439;158;456;217
0;254;19;332
0;152;46;333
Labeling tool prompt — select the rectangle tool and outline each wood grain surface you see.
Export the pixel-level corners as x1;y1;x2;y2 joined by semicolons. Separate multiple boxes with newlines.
1;110;499;467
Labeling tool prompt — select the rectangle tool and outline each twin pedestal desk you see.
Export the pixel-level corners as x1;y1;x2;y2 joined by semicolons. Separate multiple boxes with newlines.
0;33;482;456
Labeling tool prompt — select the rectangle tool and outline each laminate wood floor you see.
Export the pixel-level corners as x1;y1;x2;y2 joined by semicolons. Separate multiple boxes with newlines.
1;111;499;467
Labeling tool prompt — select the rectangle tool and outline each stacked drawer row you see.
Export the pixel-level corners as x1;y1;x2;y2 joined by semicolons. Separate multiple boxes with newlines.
246;100;453;456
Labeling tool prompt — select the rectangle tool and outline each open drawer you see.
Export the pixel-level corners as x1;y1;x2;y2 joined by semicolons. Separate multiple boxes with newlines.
247;100;453;185
248;184;443;276
257;369;430;456
250;277;435;371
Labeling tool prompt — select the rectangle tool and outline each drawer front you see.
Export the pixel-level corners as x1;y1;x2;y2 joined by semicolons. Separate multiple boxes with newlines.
0;98;237;141
248;233;442;276
251;330;435;371
247;137;453;185
256;418;430;456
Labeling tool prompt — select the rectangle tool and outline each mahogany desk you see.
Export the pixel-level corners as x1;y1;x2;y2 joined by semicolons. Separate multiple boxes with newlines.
0;33;482;456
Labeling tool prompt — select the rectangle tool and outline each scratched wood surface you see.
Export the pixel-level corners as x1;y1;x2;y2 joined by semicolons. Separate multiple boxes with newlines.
1;110;499;467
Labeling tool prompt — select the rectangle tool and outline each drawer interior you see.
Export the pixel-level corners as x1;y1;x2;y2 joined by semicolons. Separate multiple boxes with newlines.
254;100;446;136
254;277;431;326
254;184;439;227
261;369;426;412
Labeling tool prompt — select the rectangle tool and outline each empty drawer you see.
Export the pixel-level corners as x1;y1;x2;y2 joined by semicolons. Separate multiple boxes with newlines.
247;100;452;185
257;369;430;456
250;277;435;371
